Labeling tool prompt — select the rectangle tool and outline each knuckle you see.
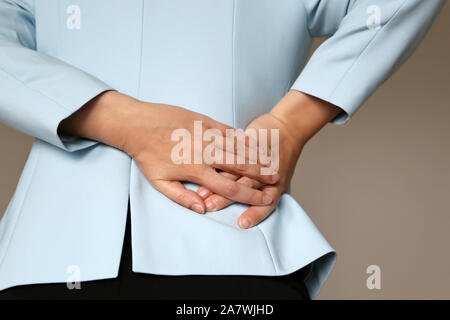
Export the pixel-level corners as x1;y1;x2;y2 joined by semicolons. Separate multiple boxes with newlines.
249;191;263;204
239;177;253;187
184;165;204;182
224;182;239;197
234;163;247;172
202;114;213;123
174;193;189;205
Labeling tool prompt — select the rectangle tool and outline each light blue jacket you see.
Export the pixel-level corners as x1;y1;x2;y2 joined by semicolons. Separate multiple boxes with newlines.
0;0;444;298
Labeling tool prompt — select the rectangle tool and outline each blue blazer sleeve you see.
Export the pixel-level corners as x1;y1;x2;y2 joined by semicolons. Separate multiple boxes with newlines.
291;0;445;124
0;0;114;152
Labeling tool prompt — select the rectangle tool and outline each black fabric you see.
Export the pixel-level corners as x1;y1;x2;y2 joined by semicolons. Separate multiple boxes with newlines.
0;205;311;300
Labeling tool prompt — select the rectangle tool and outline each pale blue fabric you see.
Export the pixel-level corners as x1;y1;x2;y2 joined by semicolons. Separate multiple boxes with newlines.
0;0;444;298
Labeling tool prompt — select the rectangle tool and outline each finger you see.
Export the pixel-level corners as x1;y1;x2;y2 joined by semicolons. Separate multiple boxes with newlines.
210;130;274;169
196;171;239;199
204;122;260;153
204;176;265;212
237;185;281;229
202;129;276;181
196;186;213;200
203;133;259;168
190;167;274;206
212;132;260;161
151;180;206;214
212;159;279;185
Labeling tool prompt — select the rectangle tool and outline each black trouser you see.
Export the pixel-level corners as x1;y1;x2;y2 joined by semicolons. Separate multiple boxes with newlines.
0;205;311;300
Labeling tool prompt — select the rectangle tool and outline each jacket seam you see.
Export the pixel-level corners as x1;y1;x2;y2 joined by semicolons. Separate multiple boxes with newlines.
231;0;277;273
136;0;145;99
0;142;41;275
0;1;73;113
0;64;74;114
328;0;408;100
255;225;279;274
301;0;313;39
231;0;236;128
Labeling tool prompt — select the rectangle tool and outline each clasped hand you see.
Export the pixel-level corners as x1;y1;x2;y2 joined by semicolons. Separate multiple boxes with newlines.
60;90;339;229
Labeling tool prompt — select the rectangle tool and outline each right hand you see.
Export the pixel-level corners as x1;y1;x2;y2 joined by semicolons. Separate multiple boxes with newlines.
59;91;279;214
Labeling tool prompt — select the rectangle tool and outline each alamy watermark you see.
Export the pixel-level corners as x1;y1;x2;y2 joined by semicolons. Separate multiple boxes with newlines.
66;264;81;290
170;121;279;175
366;265;381;290
366;5;382;30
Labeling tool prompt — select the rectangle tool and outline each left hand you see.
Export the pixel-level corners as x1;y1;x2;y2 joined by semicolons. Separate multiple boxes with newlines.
195;90;341;229
196;112;304;228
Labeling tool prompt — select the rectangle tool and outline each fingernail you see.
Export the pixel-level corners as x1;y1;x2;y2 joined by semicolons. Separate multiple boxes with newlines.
205;199;216;211
239;217;252;229
198;188;210;199
262;194;273;205
191;203;205;214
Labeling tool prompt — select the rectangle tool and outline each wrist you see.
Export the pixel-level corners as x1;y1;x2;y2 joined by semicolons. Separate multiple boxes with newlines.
269;90;341;145
59;90;143;151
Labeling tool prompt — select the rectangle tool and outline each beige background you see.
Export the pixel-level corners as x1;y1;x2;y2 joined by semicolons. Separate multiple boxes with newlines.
0;4;449;300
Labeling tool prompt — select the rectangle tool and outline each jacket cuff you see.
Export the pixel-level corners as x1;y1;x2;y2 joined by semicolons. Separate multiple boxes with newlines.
290;69;358;125
50;84;116;152
2;66;115;152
